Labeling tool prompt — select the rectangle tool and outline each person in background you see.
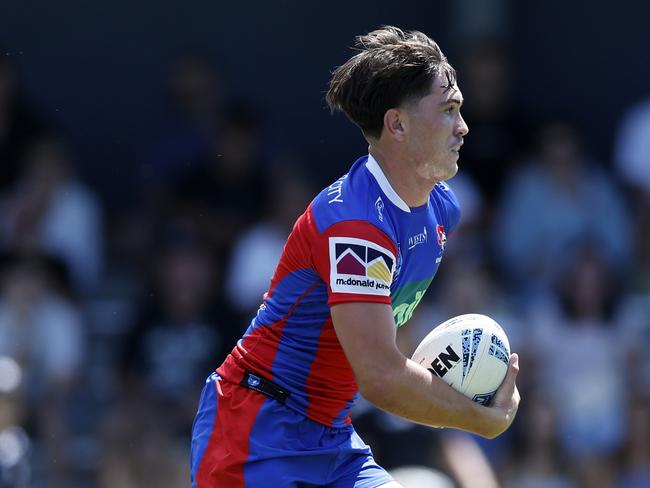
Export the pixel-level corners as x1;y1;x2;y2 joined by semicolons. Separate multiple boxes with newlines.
0;134;104;294
495;120;631;297
0;254;85;487
614;96;650;206
0;50;45;191
225;162;313;316
526;246;632;485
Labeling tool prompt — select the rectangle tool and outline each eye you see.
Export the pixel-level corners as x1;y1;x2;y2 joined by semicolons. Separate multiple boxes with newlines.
445;106;455;114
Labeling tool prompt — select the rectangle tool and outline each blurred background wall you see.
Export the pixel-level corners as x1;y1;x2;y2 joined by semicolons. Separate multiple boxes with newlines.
0;1;649;487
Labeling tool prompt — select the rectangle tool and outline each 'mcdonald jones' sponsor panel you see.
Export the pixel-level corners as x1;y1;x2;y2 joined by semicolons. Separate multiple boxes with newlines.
328;237;395;296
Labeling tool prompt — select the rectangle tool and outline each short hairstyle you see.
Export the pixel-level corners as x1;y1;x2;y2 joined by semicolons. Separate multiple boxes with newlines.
326;26;456;139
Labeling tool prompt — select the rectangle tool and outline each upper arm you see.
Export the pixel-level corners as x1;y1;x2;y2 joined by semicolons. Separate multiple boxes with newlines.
306;213;403;389
330;301;405;392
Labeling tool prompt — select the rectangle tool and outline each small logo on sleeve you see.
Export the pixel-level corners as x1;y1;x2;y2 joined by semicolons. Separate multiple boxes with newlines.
375;196;384;222
329;237;395;295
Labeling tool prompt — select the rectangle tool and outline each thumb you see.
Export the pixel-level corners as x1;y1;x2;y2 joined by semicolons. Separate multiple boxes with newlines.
503;353;519;387
492;353;519;404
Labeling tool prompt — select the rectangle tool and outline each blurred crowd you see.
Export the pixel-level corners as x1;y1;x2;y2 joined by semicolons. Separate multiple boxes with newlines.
0;39;649;488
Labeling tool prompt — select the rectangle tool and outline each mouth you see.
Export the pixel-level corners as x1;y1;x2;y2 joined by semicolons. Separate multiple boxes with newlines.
451;141;463;153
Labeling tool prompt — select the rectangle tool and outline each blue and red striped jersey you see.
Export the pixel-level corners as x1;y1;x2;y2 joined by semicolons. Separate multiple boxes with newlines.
217;154;461;427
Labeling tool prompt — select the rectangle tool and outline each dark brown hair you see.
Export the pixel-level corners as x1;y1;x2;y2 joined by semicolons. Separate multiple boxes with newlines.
326;26;455;139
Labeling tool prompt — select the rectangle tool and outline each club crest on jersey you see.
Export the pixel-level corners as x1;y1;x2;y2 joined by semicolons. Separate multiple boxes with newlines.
329;237;395;296
436;225;447;249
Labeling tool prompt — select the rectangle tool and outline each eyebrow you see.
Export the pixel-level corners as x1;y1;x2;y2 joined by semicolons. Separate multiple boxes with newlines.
440;97;463;107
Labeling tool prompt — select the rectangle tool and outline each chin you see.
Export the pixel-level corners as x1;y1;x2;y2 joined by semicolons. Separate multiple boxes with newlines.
437;162;458;182
417;157;458;181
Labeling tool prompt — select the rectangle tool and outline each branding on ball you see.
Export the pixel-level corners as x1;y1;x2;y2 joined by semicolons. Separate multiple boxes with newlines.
427;345;460;378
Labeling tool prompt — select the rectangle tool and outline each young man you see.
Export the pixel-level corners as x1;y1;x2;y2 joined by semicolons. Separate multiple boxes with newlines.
191;26;520;488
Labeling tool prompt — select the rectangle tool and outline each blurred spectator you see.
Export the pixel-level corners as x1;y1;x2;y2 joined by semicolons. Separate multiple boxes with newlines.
456;40;529;203
629;204;650;293
105;223;242;487
142;53;223;184
527;247;634;464
502;395;572;488
173;102;270;266
119;223;241;439
614;96;650;205
495;120;631;296
0;51;45;191
439;432;500;488
0;254;85;487
440;173;487;266
0;356;31;487
98;391;188;488
0;134;104;294
617;397;650;488
225;162;312;316
389;465;455;488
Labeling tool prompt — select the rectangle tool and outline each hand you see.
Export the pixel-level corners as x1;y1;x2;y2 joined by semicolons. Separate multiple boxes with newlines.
478;353;521;438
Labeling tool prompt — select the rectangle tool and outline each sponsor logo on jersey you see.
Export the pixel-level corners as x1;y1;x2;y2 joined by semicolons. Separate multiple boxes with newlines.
408;226;428;250
327;174;347;204
393;289;425;326
329;237;395;296
375;196;384;222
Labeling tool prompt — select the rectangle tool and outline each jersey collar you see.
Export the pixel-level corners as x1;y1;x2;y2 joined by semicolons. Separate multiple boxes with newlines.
365;154;411;213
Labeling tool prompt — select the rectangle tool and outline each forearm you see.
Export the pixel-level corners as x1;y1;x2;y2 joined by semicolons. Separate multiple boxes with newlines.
361;352;497;437
330;302;514;438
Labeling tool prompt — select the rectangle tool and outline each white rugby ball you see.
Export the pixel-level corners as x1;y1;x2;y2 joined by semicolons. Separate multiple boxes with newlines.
411;314;510;405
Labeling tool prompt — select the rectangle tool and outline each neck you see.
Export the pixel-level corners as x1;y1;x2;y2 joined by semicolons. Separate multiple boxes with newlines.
368;144;437;207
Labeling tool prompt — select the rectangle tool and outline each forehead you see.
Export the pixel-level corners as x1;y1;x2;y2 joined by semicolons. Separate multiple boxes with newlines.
430;73;462;102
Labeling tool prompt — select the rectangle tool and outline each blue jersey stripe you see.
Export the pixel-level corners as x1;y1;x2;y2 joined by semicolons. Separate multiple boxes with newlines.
241;268;326;341
333;393;359;425
271;283;330;414
256;268;325;326
190;374;219;486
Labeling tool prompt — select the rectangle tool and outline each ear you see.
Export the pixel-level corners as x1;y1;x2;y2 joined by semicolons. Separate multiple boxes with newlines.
383;108;407;142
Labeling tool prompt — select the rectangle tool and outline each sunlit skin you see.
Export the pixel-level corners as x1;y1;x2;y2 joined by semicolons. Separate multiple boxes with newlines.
368;73;469;207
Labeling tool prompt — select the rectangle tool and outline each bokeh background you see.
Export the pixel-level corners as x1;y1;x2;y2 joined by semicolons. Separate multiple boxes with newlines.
1;1;650;486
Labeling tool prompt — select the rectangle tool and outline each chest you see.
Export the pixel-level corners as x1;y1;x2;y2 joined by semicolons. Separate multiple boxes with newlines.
390;210;447;327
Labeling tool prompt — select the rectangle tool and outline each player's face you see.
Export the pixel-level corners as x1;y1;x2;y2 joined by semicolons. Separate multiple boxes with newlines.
403;75;469;181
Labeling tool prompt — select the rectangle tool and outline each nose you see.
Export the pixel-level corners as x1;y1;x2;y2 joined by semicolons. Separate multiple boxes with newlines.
456;113;469;137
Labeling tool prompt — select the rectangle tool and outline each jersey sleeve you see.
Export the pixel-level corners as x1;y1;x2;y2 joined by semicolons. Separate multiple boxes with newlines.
309;218;398;307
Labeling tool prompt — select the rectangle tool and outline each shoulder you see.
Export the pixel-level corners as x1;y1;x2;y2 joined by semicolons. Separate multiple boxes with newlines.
311;156;396;240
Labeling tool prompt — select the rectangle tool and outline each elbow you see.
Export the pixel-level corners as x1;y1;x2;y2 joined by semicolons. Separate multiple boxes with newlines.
354;360;398;406
357;375;383;404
